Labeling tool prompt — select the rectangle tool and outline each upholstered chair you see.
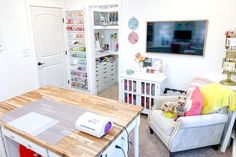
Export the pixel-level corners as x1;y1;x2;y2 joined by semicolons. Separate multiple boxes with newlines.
148;95;228;157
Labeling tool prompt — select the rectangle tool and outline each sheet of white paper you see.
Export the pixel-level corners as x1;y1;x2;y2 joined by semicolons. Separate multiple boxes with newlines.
8;112;58;136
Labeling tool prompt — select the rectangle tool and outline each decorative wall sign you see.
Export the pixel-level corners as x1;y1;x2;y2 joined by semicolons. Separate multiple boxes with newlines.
128;32;139;44
128;17;139;30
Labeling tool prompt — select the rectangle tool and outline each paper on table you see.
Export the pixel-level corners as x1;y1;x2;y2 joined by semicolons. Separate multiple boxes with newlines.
7;112;58;136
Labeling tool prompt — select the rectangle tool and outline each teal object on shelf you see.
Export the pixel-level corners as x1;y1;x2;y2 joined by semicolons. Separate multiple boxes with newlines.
126;69;134;75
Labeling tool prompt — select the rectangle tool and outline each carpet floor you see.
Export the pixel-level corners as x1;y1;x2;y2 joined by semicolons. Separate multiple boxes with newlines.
97;84;232;157
98;83;119;101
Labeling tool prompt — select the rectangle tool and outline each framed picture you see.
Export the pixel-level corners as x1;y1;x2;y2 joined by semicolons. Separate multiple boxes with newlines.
146;68;157;74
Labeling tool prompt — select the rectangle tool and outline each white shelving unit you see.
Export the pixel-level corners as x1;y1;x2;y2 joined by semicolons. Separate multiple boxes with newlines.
88;5;119;94
66;10;88;91
120;72;167;114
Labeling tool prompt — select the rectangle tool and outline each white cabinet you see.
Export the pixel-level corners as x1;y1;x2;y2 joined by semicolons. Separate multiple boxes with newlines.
2;127;128;157
2;128;48;157
0;131;7;157
100;130;128;157
120;72;167;114
2;128;62;157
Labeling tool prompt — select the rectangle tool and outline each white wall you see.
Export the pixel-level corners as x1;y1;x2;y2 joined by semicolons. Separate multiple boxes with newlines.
27;0;64;8
120;0;236;90
0;0;37;101
65;0;118;10
0;0;65;101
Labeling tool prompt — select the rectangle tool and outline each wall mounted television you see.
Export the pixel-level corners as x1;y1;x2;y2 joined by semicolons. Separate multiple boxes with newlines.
146;20;208;56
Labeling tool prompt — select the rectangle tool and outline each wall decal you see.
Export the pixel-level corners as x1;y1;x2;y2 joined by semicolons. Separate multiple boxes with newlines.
128;17;139;30
128;31;139;44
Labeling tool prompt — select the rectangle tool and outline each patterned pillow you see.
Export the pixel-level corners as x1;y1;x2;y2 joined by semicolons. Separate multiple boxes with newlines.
185;87;203;116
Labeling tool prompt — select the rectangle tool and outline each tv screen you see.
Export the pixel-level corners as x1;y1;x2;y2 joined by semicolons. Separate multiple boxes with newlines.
174;30;192;40
146;20;208;56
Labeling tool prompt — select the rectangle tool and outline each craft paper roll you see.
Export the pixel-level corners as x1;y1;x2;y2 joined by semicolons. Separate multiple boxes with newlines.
75;112;113;138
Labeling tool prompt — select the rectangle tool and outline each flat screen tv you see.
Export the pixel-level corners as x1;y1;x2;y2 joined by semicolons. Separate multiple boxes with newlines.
146;20;208;56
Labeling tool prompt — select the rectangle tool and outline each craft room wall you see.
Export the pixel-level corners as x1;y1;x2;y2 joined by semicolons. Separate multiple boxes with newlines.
0;0;36;101
0;0;64;101
119;0;236;90
65;0;118;10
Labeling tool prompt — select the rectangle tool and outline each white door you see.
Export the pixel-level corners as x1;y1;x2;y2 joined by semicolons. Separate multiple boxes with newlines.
30;7;67;88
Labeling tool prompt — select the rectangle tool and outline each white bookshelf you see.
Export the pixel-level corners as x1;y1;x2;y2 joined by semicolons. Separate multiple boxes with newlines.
120;72;167;114
66;10;88;91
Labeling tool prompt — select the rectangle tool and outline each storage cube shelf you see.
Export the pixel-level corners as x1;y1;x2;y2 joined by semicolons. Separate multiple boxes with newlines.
94;11;118;27
120;73;167;114
66;10;88;91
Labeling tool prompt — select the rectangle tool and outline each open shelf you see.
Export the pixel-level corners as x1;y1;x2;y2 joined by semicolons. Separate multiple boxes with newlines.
94;25;118;30
96;51;118;58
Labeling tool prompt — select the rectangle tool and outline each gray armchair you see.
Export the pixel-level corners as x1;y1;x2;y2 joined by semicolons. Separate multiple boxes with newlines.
148;95;228;157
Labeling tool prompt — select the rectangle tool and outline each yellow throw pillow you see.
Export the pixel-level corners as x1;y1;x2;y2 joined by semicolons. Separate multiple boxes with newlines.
200;83;236;114
163;111;175;118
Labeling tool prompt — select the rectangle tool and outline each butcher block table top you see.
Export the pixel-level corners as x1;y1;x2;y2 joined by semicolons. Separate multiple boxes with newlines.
0;86;143;157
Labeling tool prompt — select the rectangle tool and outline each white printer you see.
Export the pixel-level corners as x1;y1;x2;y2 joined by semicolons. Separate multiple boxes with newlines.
75;112;113;138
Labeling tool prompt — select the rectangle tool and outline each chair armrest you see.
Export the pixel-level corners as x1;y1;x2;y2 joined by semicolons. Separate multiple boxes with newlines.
152;96;180;110
177;113;228;129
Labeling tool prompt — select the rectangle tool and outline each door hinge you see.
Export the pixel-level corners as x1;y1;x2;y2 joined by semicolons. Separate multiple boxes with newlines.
65;50;68;55
68;80;70;84
62;18;65;23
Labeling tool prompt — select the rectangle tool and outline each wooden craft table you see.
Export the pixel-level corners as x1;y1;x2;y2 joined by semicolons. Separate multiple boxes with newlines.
0;86;143;157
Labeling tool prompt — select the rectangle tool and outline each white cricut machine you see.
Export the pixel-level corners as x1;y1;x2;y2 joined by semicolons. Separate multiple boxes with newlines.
75;112;113;138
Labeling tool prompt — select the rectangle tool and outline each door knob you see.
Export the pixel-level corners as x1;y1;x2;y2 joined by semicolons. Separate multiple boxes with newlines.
37;62;45;66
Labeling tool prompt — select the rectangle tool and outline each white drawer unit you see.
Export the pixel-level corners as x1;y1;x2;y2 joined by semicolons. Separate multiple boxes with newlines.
120;72;167;114
96;58;118;92
2;128;48;157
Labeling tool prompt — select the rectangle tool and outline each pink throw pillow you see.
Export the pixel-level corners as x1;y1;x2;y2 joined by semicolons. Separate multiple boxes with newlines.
185;87;203;116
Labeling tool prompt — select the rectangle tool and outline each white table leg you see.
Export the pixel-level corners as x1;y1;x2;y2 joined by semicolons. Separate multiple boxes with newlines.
233;138;236;157
134;116;140;157
221;111;236;152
